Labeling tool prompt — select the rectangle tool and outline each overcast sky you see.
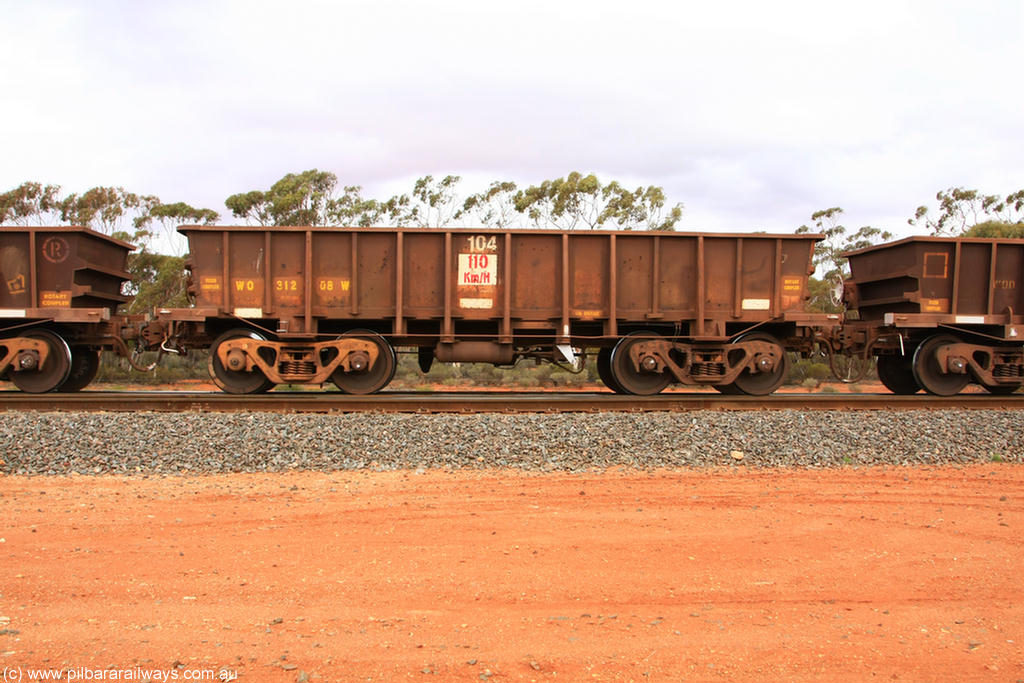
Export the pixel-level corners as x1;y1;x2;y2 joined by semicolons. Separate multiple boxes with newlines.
2;0;1022;238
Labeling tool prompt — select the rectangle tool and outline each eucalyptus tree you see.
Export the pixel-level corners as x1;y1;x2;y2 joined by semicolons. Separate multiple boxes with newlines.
910;187;1024;235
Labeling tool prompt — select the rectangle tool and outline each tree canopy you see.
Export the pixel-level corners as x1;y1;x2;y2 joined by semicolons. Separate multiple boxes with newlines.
221;170;684;231
910;186;1024;235
225;169;339;226
511;172;683;231
962;219;1024;238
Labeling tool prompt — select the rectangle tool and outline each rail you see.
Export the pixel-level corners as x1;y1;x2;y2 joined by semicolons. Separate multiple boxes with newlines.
1;391;1022;413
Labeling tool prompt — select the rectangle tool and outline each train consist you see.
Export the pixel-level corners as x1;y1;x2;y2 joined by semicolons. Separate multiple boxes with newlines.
1;225;1022;396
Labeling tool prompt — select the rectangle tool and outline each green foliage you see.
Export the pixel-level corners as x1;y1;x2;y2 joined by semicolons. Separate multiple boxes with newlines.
600;181;683;231
149;201;219;226
786;358;833;385
381;175;464;227
387;352;592;390
0;182;62;225
797;208;893;280
143;201;220;255
514;172;603;229
804;276;841;314
796;208;892;312
910;187;1024;235
224;190;272;224
226;169;349;226
57;186;157;243
219;170;683;231
460;181;519;227
327;185;385;227
124;252;189;312
963;220;1024;238
1;180;214;247
97;348;209;383
512;172;683;231
225;170;384;227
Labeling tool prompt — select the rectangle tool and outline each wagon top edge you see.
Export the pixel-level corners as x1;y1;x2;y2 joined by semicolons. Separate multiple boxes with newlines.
842;234;1024;258
0;225;137;250
176;224;826;240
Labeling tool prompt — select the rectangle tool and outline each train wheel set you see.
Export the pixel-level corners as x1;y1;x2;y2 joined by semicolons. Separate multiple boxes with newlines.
2;226;1024;397
198;327;796;396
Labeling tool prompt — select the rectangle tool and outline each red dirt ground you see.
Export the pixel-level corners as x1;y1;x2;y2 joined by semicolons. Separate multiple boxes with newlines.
1;466;1021;682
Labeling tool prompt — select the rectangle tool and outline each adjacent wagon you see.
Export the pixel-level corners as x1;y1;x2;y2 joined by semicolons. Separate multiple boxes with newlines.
0;226;137;392
840;236;1024;395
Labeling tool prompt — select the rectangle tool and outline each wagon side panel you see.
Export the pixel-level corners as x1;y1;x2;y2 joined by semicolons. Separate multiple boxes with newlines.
0;227;132;314
355;231;396;319
703;237;738;319
186;229;227;310
0;231;31;309
510;233;560;321
225;231;267;316
992;243;1024;316
656;235;697;319
311;231;353;318
567;234;610;322
614;235;653;322
403;232;445;319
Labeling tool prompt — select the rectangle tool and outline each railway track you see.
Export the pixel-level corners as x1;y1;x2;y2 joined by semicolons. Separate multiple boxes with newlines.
1;390;1022;413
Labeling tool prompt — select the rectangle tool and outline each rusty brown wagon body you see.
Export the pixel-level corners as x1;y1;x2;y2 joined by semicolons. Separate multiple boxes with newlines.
156;226;831;395
840;236;1024;395
0;226;138;392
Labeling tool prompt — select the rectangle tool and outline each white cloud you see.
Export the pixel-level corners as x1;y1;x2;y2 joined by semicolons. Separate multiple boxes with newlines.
1;0;1022;238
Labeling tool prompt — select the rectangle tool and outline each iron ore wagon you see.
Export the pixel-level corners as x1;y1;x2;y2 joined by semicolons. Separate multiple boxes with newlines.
840;236;1024;395
149;226;831;395
0;226;150;392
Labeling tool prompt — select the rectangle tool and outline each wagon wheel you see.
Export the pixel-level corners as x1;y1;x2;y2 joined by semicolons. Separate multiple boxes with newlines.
596;347;624;393
608;331;672;396
912;334;970;396
729;332;790;396
331;329;396;394
58;348;101;392
208;328;275;394
875;355;920;395
10;329;72;393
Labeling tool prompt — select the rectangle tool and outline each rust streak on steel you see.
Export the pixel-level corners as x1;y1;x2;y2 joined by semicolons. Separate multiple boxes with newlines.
1;391;1023;414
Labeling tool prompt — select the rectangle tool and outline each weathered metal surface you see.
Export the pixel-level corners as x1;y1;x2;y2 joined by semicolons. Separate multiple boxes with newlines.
161;226;832;394
177;226;824;343
0;227;137;392
845;236;1024;329
0;226;133;317
841;236;1024;395
1;390;1022;413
